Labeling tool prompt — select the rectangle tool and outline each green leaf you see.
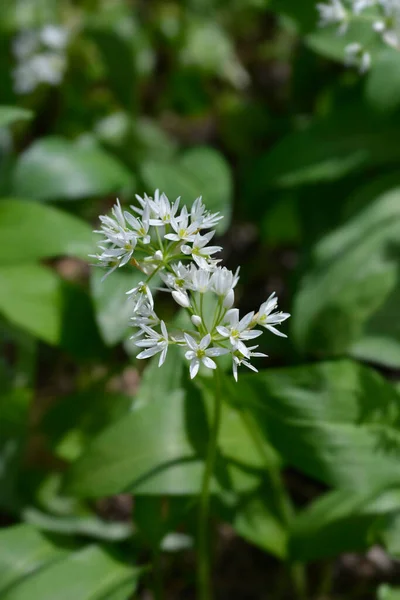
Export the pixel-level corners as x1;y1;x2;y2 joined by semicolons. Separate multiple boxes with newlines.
233;361;400;491
1;542;140;600
366;48;400;114
249;107;400;189
379;585;400;600
0;264;104;357
0;106;33;128
293;188;400;365
65;350;269;498
90;268;142;346
0;199;94;264
288;485;399;561
230;479;288;559
11;137;133;202
0;524;69;594
44;389;132;462
141;146;233;233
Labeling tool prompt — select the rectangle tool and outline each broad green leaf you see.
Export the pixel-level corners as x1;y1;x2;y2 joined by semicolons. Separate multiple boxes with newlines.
11;137;133;202
379;585;400;600
141;146;233;233
180;19;247;88
293;188;400;365
0;264;104;357
249;107;400;189
0;524;69;594
23;508;133;542
90;268;143;346
0;264;61;344
2;544;139;600
288;484;400;561
44;389;132;462
65;350;269;497
0;199;94;264
233;361;400;491
366;48;400;114
229;479;288;559
0;106;33;128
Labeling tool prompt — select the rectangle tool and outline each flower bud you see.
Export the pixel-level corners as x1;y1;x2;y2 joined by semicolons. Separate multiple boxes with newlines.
172;290;191;308
191;315;202;327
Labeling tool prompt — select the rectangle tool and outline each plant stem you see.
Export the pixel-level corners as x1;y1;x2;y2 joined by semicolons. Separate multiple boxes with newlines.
197;368;222;600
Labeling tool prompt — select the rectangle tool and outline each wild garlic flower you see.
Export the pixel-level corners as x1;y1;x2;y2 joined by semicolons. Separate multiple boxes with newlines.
12;25;69;94
316;0;400;71
93;190;290;381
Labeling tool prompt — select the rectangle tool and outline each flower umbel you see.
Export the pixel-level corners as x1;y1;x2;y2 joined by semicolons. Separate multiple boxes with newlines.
92;190;290;380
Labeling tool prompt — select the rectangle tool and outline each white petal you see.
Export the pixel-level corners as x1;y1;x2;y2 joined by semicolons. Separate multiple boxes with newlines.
185;350;196;360
160;320;168;340
241;330;263;340
266;325;287;338
206;347;229;357
190;359;200;379
137;346;161;360
200;334;211;350
239;311;254;331
158;345;168;366
202;356;217;370
184;333;198;351
216;326;230;337
223;289;235;309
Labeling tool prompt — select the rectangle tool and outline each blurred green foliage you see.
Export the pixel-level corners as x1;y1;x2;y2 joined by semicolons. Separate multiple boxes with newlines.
1;0;400;598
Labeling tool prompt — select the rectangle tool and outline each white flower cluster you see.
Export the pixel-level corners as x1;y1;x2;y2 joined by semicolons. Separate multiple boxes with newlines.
92;191;290;381
12;25;69;94
317;0;400;71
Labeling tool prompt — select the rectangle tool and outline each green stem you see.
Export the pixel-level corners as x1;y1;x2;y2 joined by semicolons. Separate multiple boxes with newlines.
197;368;222;600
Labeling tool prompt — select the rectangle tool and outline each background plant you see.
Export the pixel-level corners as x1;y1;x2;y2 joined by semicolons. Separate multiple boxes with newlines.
1;0;400;599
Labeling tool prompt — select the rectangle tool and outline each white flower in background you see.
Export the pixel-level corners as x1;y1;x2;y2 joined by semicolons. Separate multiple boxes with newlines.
379;0;400;49
316;0;400;70
93;191;290;380
184;334;229;379
12;24;69;94
317;0;348;29
136;321;169;366
345;42;371;72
